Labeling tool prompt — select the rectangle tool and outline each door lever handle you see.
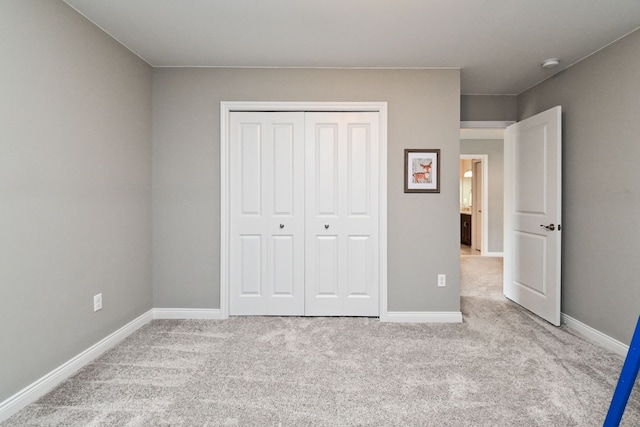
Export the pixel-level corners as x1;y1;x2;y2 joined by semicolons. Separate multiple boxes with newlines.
540;224;555;231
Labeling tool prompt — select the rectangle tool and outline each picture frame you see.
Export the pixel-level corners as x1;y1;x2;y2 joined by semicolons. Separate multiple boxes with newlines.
404;149;440;193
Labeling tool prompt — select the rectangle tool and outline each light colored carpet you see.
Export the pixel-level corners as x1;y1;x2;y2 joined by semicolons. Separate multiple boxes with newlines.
4;256;640;426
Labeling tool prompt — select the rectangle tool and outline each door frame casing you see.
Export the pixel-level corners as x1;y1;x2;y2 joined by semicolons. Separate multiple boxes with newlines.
220;102;388;320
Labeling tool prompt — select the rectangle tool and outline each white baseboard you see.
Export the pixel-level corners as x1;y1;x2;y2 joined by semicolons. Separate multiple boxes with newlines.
0;309;154;423
153;308;222;320
483;252;504;257
561;313;629;357
386;311;463;323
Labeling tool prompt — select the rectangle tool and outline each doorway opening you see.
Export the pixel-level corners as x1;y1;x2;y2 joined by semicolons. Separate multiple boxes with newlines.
459;121;511;258
460;155;487;256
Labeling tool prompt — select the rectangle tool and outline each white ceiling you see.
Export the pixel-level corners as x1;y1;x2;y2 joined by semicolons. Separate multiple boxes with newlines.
63;0;640;95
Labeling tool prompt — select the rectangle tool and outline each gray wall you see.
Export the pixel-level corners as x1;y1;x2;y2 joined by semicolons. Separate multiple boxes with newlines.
0;0;153;402
152;68;461;312
460;140;504;253
518;29;640;345
461;95;517;121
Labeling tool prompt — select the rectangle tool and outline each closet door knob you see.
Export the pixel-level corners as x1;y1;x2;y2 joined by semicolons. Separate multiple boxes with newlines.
324;224;329;229
279;224;284;229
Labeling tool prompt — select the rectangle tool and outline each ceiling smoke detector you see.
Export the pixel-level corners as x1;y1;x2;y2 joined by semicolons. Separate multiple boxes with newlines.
542;58;560;69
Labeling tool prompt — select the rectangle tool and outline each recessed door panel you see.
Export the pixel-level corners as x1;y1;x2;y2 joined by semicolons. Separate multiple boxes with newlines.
347;236;371;296
315;125;339;216
272;235;294;296
239;235;262;295
515;124;547;215
316;236;339;297
513;232;546;296
348;125;370;216
273;124;295;216
240;124;262;216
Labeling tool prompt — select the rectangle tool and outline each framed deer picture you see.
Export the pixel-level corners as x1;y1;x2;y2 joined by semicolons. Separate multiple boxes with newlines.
404;149;440;193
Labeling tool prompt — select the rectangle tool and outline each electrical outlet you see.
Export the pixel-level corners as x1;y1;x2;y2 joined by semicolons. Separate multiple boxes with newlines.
437;274;446;287
93;293;102;312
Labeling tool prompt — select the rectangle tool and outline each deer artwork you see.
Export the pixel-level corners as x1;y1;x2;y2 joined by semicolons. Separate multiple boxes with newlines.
412;161;432;183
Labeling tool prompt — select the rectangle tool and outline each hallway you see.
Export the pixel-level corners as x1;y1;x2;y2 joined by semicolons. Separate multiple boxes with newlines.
460;253;502;300
460;244;481;257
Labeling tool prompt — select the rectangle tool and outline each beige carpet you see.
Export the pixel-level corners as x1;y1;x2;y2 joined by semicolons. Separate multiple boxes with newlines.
4;256;639;426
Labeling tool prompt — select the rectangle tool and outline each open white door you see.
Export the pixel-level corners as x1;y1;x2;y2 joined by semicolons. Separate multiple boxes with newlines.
504;106;562;326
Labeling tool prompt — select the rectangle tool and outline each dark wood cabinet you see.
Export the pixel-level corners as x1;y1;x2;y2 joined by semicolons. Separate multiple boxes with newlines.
461;213;472;246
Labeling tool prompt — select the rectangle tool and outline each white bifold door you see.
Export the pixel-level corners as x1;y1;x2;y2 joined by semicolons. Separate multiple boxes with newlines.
304;113;380;316
229;111;380;316
229;113;305;315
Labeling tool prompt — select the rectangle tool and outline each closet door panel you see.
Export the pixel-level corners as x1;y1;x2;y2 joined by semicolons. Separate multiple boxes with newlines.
305;112;380;316
230;112;304;315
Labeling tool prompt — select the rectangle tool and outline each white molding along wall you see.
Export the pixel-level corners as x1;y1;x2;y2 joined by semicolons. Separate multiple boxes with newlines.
0;308;225;422
153;308;222;320
1;307;630;422
561;313;629;357
0;310;154;423
387;311;463;323
220;101;389;321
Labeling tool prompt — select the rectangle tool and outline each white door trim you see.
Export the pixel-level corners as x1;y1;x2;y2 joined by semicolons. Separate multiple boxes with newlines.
220;102;388;321
460;154;488;255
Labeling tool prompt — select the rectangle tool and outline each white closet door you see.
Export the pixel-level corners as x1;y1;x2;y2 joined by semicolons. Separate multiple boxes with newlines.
304;112;380;316
229;112;305;315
